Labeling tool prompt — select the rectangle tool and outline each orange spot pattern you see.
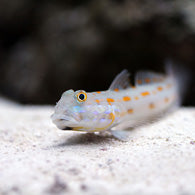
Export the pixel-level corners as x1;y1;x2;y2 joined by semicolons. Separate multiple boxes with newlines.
145;78;151;83
152;77;164;82
164;97;169;103
123;96;131;101
114;88;119;92
157;86;163;91
141;91;150;96
134;96;139;100
137;80;142;84
127;109;133;114
149;103;155;109
95;99;100;104
107;98;115;105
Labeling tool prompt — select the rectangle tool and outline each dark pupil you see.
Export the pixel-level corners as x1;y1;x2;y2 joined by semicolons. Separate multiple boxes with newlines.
79;93;85;100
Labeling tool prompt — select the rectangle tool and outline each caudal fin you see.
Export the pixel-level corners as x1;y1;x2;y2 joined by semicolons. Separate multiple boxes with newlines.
165;60;190;105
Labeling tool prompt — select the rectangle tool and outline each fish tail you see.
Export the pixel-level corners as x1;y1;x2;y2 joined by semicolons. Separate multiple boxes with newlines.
165;60;190;105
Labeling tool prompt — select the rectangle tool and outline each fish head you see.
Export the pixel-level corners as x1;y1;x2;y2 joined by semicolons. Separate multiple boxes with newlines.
51;90;114;132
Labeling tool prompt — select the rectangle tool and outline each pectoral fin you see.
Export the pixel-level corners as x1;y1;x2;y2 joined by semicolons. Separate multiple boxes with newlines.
109;130;130;141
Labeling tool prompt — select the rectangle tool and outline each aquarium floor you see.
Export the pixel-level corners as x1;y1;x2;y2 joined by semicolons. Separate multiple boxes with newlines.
0;99;195;195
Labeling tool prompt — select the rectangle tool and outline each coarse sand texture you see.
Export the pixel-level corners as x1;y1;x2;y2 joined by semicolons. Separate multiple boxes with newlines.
0;99;195;195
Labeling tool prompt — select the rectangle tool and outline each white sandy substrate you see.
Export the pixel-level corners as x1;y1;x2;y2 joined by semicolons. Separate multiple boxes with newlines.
0;99;195;195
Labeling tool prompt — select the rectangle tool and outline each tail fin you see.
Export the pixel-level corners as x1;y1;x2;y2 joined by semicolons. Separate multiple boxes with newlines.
165;60;190;105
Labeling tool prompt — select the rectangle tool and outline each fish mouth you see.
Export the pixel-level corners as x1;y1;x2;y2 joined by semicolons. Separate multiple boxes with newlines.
51;114;79;123
52;114;73;123
51;114;80;130
62;126;73;130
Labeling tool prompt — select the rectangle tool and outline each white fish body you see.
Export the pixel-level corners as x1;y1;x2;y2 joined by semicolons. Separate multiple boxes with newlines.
51;64;181;139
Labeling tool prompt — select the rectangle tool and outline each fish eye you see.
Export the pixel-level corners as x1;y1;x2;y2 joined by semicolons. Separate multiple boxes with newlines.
76;91;87;102
79;93;85;100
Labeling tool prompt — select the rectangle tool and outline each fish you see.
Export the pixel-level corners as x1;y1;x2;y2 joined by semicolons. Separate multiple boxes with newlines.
51;62;184;140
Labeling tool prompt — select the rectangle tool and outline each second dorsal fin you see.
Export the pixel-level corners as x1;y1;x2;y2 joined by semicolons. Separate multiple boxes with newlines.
135;71;165;86
109;69;131;90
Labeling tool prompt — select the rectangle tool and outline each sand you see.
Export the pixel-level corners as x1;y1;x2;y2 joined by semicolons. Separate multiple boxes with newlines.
0;99;195;195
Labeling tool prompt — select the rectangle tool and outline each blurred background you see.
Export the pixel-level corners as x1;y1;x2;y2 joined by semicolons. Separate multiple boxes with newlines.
0;0;194;106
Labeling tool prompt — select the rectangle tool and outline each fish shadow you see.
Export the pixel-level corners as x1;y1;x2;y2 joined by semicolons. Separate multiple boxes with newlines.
53;133;114;148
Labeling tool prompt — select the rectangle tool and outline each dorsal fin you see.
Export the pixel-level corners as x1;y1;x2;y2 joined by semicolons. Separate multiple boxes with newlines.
135;71;165;86
109;69;131;90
